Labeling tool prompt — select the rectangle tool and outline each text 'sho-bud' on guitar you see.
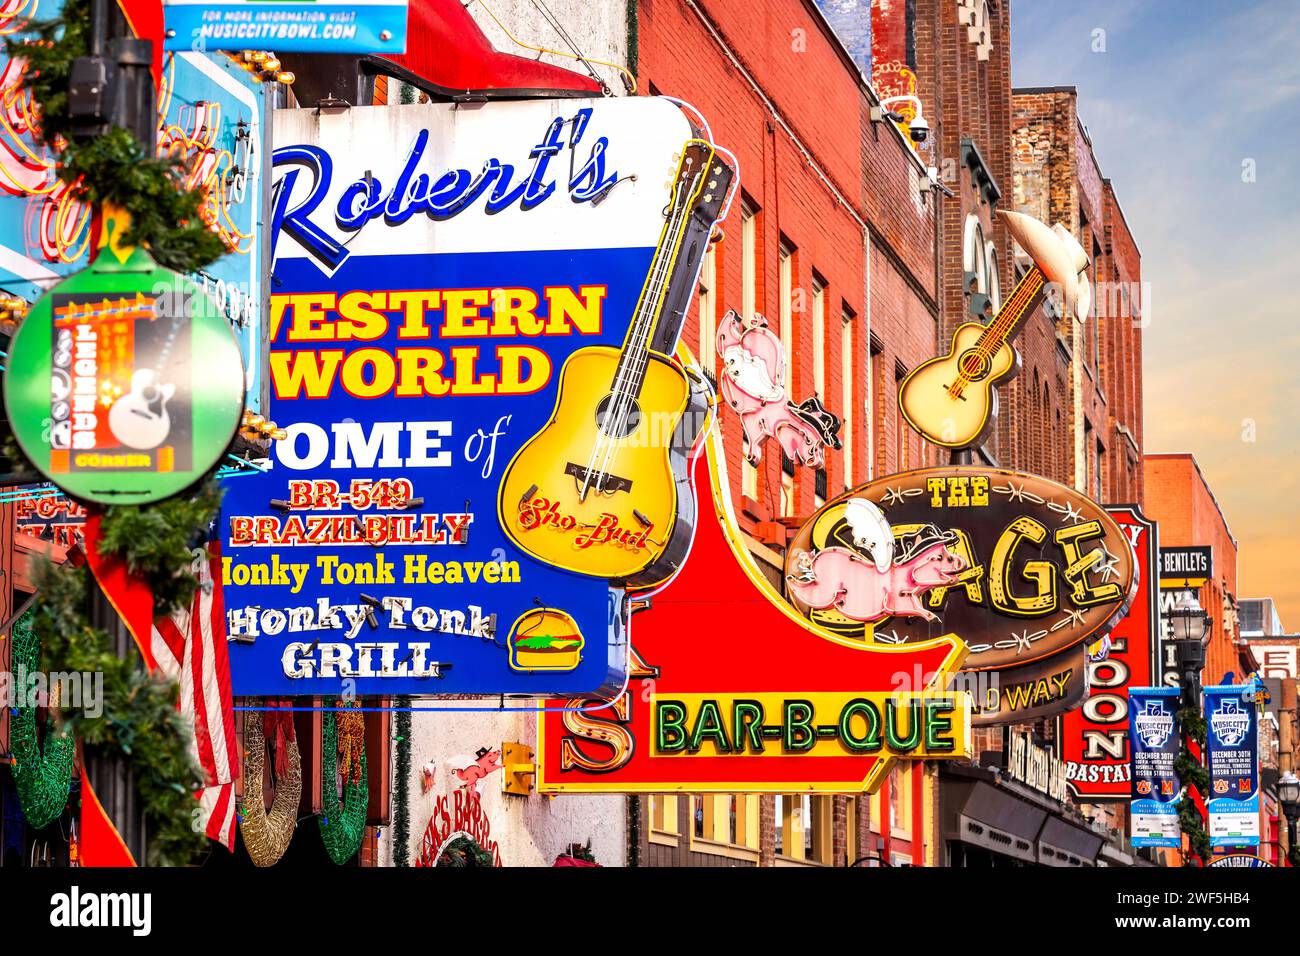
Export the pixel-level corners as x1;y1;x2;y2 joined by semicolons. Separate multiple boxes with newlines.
898;210;1090;449
499;139;734;586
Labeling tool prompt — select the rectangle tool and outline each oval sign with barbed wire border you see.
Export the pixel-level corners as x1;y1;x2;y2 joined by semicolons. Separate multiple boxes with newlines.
783;466;1137;673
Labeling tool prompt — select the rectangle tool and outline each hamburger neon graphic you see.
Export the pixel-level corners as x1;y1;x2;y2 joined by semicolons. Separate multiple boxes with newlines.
507;608;585;672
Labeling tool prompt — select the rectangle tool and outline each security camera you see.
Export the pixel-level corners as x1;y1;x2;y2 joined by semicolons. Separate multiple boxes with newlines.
908;115;930;143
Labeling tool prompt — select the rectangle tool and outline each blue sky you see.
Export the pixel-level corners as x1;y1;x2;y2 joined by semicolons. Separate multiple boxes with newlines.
1012;0;1300;627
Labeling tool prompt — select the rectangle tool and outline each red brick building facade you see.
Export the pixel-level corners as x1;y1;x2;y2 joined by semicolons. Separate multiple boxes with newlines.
1144;454;1245;688
633;0;942;867
1011;86;1145;505
632;0;1151;869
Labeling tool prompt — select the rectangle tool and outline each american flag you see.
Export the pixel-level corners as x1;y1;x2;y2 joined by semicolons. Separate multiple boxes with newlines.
151;530;240;849
83;518;241;851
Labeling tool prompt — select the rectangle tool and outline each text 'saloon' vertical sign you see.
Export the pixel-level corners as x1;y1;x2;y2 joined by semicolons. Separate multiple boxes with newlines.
1060;506;1160;800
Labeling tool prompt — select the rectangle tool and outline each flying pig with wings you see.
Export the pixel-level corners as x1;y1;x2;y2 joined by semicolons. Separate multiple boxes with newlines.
786;498;967;623
716;309;841;467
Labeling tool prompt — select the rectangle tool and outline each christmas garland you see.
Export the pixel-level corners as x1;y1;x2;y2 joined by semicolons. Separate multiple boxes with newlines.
7;0;226;275
1176;705;1211;865
8;610;75;829
30;561;207;864
238;710;301;867
392;697;411;867
0;0;236;865
320;704;368;864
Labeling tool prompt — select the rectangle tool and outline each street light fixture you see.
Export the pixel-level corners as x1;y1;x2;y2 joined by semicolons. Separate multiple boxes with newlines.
1167;589;1211;706
1279;771;1300;867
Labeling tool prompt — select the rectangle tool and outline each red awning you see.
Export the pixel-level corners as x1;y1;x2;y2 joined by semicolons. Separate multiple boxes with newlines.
374;0;603;99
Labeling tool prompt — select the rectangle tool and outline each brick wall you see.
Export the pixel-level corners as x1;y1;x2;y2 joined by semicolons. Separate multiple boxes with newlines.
637;0;938;866
640;0;938;525
1144;454;1244;687
1102;181;1144;504
1011;87;1143;506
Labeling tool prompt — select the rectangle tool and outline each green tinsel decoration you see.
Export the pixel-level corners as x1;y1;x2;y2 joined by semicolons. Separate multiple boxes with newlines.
31;562;207;865
1176;704;1211;865
5;0;226;275
393;697;411;867
320;704;368;865
9;610;75;829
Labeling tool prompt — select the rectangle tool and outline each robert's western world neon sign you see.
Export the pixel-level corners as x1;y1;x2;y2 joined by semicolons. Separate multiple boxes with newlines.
270;107;619;270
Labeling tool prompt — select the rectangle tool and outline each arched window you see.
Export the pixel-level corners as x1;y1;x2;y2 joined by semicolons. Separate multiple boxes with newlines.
962;215;987;299
1041;381;1051;477
985;242;1001;311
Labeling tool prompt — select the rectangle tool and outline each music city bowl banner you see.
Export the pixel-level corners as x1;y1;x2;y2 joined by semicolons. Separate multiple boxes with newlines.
164;0;409;54
1061;505;1160;800
1128;686;1181;848
221;98;706;696
1204;683;1261;848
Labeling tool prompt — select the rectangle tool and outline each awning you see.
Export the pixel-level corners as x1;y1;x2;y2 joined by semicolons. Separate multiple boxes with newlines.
942;764;1104;866
1037;815;1103;867
946;777;1046;864
372;0;605;100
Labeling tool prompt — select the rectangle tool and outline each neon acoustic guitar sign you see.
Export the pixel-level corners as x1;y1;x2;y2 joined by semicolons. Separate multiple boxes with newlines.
898;211;1090;449
538;394;972;795
498;139;734;587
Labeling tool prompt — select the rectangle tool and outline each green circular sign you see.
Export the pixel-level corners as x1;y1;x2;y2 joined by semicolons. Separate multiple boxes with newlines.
3;249;245;504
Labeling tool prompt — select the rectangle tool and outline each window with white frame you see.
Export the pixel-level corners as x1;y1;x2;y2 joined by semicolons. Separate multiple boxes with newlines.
841;312;854;489
779;241;794;363
811;276;826;397
697;243;717;372
985;241;1001;311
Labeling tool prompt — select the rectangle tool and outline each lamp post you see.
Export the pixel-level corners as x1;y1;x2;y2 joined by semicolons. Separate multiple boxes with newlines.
1166;588;1212;865
1279;771;1300;867
1167;589;1211;708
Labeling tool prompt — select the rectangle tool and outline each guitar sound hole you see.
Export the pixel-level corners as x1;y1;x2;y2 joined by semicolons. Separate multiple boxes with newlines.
958;349;990;380
595;394;642;438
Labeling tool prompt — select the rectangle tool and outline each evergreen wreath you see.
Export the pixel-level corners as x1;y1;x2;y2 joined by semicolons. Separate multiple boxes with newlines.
437;835;495;868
